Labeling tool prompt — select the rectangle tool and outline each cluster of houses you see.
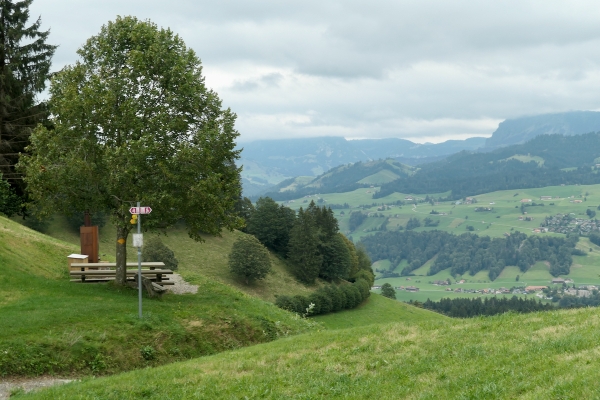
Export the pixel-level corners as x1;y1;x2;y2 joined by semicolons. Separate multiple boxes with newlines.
371;285;420;292
447;287;512;295
541;213;600;234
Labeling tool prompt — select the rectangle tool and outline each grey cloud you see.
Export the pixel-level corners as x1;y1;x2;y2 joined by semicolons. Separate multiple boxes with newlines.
27;0;600;142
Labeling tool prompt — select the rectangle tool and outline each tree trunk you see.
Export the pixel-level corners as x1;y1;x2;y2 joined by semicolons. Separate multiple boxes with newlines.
116;225;128;285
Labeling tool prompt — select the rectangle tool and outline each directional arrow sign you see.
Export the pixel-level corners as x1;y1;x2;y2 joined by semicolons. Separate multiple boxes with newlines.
129;206;152;215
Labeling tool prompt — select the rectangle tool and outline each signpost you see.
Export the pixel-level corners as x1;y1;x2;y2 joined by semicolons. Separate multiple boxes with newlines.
131;203;152;318
129;206;152;215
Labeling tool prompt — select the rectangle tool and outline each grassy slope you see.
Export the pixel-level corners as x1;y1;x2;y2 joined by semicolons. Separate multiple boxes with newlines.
42;217;317;302
313;293;446;329
23;306;600;399
0;216;315;377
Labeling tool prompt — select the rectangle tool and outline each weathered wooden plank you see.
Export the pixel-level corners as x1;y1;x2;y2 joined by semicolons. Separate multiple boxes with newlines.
70;269;173;275
70;262;165;268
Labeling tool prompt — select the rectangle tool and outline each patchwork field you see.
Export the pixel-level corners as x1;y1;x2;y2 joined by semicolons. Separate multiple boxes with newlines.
279;183;600;301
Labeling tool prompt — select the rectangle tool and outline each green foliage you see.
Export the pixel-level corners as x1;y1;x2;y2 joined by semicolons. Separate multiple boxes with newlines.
348;211;367;231
0;214;316;378
64;210;108;233
380;282;396;299
319;233;352;281
0;173;20;216
275;279;370;317
228;235;271;284
422;296;553;318
0;0;56;196
406;217;421;230
246;197;294;254
234;196;254;231
19;16;242;284
361;230;577;280
142;236;179;271
287;208;322;283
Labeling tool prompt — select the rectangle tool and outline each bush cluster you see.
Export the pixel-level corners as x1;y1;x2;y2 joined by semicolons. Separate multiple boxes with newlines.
275;279;371;316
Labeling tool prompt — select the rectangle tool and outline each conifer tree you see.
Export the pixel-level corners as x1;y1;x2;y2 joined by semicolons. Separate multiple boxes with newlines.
288;207;322;283
0;0;55;196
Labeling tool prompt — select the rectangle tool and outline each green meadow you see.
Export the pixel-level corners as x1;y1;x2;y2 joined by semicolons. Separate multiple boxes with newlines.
0;215;316;377
20;306;600;399
279;183;600;301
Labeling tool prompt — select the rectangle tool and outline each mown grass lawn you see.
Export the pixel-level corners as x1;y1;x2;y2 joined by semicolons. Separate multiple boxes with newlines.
21;306;600;399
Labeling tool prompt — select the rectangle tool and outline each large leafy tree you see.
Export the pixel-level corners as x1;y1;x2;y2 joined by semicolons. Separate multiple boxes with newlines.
0;0;55;196
19;16;242;285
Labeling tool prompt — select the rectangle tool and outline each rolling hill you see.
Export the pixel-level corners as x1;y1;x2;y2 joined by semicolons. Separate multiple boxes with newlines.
0;215;318;377
24;306;600;399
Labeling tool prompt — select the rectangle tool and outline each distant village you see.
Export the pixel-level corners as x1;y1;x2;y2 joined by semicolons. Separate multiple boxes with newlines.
373;277;599;299
541;213;600;234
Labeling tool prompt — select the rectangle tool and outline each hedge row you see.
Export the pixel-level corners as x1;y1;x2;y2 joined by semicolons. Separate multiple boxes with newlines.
275;279;371;316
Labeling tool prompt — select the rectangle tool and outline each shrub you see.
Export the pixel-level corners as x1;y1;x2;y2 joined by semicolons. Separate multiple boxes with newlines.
275;295;297;313
142;236;179;271
228;235;271;284
380;282;397;299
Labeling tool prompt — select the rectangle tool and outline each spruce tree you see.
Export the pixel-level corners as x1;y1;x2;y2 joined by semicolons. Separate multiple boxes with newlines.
288;208;322;283
0;0;55;196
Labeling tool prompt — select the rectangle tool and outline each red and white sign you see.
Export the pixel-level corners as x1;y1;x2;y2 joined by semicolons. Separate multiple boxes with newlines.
129;206;152;215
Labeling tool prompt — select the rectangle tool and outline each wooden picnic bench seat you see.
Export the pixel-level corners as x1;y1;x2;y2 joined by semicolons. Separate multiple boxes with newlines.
69;262;174;286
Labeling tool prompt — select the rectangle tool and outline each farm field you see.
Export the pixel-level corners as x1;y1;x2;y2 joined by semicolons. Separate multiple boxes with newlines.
280;183;600;239
278;183;600;301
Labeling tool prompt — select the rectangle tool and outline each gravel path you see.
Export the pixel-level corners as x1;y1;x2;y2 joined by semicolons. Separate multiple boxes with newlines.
0;274;197;398
168;273;199;294
0;378;74;399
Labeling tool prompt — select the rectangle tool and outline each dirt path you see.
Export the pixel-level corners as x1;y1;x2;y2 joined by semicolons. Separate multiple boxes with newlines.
0;377;74;399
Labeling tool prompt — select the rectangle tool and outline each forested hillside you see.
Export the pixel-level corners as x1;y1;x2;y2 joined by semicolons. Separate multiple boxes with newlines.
262;159;416;200
361;230;578;280
261;133;600;201
376;132;600;199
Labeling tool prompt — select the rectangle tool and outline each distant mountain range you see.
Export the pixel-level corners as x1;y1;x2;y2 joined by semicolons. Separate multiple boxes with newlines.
239;111;600;197
239;137;485;196
262;132;600;201
485;111;600;149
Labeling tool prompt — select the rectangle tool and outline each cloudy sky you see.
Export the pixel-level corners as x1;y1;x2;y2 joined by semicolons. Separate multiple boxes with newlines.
29;0;600;143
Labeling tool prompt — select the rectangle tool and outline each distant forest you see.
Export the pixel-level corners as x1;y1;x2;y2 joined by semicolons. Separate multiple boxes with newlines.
264;133;600;201
360;230;579;280
419;296;553;318
375;133;600;199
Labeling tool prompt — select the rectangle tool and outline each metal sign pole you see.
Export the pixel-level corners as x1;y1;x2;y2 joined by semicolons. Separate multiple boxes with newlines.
137;201;142;319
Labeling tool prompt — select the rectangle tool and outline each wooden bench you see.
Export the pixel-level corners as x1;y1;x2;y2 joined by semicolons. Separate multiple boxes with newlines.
70;262;174;286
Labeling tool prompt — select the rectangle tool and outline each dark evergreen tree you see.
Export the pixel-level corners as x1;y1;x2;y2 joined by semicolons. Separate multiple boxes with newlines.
287;208;322;283
319;232;352;281
0;1;56;196
234;196;254;231
246;197;295;254
0;172;19;215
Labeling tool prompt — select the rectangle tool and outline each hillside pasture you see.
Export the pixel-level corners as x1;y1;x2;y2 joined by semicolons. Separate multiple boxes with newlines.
25;307;600;399
0;216;316;378
357;169;400;185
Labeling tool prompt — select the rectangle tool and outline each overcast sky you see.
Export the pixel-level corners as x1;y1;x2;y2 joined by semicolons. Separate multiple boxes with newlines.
29;0;600;143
